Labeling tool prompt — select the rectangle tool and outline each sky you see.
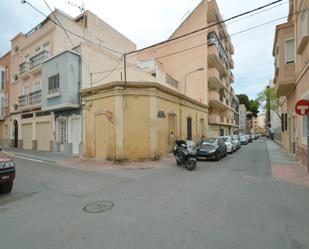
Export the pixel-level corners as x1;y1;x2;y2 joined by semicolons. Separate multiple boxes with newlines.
0;0;289;100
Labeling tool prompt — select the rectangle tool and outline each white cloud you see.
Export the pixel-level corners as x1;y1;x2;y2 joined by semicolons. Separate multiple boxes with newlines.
1;0;289;99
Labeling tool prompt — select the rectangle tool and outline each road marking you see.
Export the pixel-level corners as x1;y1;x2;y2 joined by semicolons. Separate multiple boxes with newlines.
10;155;45;163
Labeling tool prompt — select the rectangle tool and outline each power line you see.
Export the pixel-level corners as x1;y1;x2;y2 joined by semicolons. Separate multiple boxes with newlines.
22;0;123;55
42;0;91;75
91;55;124;85
90;10;301;76
126;0;285;56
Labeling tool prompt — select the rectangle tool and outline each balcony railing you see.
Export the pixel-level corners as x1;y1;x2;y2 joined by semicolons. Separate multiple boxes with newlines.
19;62;30;75
208;31;228;68
30;50;49;70
29;90;41;105
18;90;41;108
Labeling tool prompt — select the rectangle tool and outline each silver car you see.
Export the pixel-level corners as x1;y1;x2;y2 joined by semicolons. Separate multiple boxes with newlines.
232;135;241;150
219;136;237;153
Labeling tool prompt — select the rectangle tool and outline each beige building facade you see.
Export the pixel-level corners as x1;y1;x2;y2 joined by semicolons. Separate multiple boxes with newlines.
273;0;309;166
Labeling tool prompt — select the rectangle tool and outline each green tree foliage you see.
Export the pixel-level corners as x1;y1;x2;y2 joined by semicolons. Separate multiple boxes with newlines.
257;87;281;119
237;94;260;118
237;94;250;110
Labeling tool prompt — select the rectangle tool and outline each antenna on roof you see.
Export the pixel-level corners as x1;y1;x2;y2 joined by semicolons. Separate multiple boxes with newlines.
67;1;85;12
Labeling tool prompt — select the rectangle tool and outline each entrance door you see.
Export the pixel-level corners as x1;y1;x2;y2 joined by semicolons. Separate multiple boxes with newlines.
95;114;109;159
37;122;51;151
22;123;32;150
168;114;176;152
289;116;296;154
71;117;81;154
13;120;18;147
187;117;192;140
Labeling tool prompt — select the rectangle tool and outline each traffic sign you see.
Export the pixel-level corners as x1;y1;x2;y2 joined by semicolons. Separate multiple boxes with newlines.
295;99;309;116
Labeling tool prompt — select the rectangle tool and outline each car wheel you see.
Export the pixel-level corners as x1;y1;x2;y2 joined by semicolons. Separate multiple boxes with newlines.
0;182;13;194
215;152;220;161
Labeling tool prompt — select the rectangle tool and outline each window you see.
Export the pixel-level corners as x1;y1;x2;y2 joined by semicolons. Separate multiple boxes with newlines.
34;82;41;91
0;95;4;117
281;113;288;132
285;39;295;64
35;47;41;54
43;42;49;52
301;9;308;38
58;119;67;144
1;70;4;90
48;74;60;94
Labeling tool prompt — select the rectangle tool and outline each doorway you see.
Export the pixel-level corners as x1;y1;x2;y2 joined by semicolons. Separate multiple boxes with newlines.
13;120;18;147
187;117;192;140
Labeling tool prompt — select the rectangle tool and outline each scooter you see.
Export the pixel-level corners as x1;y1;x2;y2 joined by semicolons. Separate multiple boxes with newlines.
173;140;197;170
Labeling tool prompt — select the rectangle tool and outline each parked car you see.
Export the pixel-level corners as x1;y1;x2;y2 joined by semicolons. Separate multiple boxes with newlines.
0;149;15;194
197;137;227;161
232;135;241;150
220;136;237;153
246;134;253;143
240;135;249;145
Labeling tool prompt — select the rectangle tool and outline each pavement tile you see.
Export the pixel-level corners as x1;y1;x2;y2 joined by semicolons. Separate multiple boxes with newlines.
266;140;309;187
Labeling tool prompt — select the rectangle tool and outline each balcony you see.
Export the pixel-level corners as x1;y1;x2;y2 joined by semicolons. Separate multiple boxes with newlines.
18;90;41;110
208;31;229;76
19;62;30;79
275;63;295;96
208;114;227;125
208;68;224;89
229;71;235;83
29;50;49;74
209;90;229;110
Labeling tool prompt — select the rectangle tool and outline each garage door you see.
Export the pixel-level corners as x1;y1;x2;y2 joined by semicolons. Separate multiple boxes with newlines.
36;122;51;151
22;123;32;150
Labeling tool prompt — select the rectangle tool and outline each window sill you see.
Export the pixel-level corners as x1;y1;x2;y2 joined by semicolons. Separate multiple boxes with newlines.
47;92;61;99
297;35;309;54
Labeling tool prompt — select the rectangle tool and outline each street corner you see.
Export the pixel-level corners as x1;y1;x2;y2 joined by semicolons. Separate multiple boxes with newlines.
57;155;175;171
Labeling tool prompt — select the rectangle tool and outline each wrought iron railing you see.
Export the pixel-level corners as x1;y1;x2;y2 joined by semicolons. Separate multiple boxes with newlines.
30;50;49;70
18;90;41;108
19;62;30;75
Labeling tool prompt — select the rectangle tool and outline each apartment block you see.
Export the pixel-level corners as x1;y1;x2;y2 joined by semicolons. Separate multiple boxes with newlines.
207;0;238;137
272;0;309;166
7;9;137;154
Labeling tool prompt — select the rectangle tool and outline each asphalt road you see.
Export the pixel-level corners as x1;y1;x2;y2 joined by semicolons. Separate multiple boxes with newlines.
1;140;309;249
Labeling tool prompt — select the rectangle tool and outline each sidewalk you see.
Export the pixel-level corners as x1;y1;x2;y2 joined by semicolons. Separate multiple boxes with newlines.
3;147;175;170
266;140;309;187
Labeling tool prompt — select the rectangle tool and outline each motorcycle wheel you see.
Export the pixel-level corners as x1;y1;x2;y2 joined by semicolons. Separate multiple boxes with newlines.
176;159;181;165
186;158;197;171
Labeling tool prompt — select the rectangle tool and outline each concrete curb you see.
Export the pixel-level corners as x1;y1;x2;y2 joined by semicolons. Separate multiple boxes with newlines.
3;151;58;164
265;140;279;180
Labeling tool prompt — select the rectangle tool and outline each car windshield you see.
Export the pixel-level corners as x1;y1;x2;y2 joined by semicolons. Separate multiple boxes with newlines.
233;135;238;139
222;137;230;142
201;138;216;144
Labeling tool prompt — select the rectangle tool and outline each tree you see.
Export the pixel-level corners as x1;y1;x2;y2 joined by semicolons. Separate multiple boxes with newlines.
249;99;260;118
237;94;250;110
257;87;281;119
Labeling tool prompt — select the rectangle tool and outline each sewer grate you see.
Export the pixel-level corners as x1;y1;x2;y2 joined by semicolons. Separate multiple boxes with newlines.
83;201;113;213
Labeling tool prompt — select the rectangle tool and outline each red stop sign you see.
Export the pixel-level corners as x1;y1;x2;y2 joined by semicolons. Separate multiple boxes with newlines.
295;99;309;116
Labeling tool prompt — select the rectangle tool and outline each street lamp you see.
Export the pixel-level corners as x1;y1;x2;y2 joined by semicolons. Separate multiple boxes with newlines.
184;67;205;95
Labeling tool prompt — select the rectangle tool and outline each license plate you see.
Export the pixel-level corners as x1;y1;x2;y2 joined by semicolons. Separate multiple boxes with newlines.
1;175;9;180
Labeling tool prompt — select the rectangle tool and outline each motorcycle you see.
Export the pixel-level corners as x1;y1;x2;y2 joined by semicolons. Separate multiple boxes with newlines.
173;140;197;170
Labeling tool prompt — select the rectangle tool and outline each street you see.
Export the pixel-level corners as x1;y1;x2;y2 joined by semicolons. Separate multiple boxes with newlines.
1;140;309;249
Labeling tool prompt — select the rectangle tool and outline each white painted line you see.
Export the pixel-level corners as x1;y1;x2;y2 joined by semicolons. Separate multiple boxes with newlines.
11;155;45;163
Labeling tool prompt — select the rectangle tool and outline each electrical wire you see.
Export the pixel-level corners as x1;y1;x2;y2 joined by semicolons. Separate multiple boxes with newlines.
125;0;286;56
23;0;123;55
42;0;92;75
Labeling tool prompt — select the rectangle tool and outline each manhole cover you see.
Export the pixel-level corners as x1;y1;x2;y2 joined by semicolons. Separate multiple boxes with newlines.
83;201;113;213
